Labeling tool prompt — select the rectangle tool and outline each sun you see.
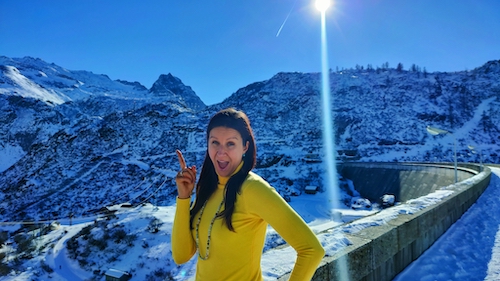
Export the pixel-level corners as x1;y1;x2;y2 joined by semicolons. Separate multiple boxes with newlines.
315;0;331;12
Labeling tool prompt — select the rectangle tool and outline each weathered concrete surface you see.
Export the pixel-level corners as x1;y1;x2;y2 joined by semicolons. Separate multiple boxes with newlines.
276;162;491;281
338;162;478;202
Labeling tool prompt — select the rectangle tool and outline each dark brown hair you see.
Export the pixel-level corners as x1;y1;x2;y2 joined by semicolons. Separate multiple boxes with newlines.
189;108;257;231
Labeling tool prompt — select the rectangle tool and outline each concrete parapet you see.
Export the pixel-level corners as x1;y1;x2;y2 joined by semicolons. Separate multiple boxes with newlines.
278;163;492;281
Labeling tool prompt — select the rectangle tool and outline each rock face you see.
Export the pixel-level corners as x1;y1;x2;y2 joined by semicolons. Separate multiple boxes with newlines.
0;56;499;222
149;73;205;110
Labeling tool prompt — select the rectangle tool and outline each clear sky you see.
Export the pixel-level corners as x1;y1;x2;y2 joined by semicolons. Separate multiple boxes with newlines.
1;0;499;105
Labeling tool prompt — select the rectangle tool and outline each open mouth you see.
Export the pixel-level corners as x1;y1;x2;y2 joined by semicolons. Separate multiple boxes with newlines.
217;160;229;170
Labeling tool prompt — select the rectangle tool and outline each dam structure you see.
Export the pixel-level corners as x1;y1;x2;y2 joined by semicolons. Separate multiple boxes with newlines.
277;162;492;281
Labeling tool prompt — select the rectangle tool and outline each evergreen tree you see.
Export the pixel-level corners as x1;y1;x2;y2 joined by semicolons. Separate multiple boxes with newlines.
396;63;404;72
430;77;442;101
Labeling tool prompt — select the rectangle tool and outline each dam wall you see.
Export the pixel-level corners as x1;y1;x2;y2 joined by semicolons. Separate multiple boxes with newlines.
277;162;491;281
338;162;479;202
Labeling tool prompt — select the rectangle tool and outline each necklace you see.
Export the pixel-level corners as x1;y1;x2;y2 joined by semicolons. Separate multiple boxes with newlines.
195;198;224;260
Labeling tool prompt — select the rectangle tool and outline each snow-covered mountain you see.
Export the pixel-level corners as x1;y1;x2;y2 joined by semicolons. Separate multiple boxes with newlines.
0;56;499;280
0;56;499;223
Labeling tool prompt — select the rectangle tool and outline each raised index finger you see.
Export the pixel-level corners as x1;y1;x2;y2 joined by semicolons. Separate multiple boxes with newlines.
176;149;187;169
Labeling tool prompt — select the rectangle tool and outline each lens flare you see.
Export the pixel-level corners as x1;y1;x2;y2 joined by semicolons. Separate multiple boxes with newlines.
318;2;338;223
315;0;331;12
318;3;350;280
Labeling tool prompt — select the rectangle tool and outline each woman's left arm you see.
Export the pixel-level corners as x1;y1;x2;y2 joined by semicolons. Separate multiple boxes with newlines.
243;177;325;281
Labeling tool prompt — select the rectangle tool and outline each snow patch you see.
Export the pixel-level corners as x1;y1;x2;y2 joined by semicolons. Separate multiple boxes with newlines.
2;66;69;104
0;144;25;172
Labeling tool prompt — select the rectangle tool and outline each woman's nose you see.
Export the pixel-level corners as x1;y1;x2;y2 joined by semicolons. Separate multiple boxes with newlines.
217;147;227;155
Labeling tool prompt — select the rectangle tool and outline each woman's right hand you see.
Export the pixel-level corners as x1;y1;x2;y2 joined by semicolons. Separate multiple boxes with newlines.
175;150;197;199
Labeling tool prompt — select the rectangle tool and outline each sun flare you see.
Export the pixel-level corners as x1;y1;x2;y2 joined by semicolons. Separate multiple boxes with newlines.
315;0;331;12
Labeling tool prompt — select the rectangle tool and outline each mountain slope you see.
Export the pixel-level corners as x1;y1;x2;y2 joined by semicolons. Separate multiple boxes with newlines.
0;56;499;223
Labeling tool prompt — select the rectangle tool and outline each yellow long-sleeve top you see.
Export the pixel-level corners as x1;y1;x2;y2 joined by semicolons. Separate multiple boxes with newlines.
172;171;325;281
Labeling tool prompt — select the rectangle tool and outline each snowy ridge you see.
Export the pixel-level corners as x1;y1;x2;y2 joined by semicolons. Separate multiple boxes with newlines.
0;56;205;106
0;56;499;222
0;65;68;105
0;56;499;280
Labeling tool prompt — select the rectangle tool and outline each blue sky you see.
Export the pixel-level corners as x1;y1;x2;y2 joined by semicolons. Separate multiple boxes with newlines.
1;0;499;105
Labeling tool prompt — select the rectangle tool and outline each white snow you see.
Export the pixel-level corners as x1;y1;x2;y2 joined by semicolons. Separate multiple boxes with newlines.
1;167;498;281
1;66;68;105
0;144;25;173
46;225;94;281
393;167;500;281
1;56;499;281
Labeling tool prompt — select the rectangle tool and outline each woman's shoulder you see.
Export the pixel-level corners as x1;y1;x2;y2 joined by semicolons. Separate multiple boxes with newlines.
244;171;268;184
241;171;274;194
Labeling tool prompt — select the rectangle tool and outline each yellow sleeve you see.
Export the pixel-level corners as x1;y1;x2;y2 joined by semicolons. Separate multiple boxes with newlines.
171;197;197;265
242;175;325;280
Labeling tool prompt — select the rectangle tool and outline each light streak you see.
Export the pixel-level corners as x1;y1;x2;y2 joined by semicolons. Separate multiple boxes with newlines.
276;0;298;37
318;2;350;279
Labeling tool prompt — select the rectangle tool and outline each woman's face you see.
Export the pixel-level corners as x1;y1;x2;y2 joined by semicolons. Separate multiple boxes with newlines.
208;126;249;177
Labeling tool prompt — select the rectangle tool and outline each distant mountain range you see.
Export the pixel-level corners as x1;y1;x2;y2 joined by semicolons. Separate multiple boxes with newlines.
0;56;499;222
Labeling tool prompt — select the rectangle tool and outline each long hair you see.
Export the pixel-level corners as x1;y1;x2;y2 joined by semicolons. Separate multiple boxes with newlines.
189;108;257;231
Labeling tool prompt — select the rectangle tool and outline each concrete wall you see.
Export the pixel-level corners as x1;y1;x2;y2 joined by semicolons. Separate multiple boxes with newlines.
277;162;492;281
338;162;478;202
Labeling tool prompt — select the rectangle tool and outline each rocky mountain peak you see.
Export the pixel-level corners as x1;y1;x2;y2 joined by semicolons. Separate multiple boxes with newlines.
149;73;183;94
149;73;206;110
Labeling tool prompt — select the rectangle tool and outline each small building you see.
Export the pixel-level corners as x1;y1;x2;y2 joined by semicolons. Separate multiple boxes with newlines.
305;186;319;194
105;268;131;281
303;153;322;163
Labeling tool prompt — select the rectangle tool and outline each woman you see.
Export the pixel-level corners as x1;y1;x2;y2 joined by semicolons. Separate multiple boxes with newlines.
172;108;324;281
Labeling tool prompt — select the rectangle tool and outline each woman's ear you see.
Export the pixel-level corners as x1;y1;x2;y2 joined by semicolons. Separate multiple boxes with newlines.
243;141;249;154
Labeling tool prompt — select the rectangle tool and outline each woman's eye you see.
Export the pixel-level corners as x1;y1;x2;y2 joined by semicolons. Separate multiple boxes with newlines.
227;142;235;147
211;141;219;146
